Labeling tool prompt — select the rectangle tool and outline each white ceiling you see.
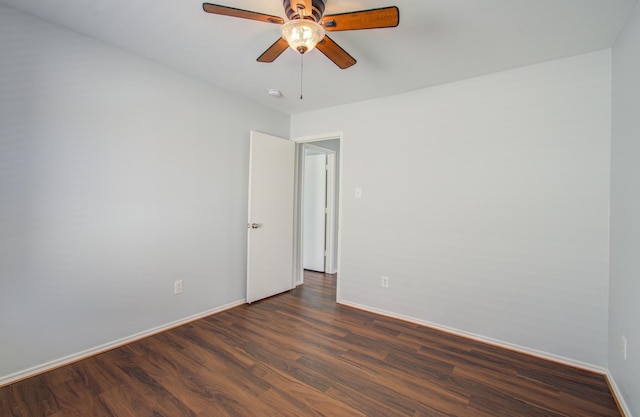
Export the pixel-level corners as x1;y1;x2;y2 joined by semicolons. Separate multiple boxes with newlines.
2;0;636;114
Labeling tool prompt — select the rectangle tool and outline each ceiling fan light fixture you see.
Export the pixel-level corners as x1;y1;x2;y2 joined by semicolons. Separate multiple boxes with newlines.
280;19;325;54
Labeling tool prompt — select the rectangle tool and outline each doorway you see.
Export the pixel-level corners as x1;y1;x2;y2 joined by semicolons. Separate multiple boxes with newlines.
293;135;341;296
302;145;336;273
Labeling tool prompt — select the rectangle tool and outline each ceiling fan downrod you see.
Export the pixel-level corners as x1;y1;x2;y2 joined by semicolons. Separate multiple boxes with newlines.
283;0;326;22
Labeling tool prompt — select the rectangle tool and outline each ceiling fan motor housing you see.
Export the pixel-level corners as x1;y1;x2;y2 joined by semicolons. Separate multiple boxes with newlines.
283;0;326;21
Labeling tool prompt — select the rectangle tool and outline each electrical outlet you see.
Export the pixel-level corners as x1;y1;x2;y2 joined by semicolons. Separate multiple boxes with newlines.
381;276;389;288
622;336;627;361
174;280;183;295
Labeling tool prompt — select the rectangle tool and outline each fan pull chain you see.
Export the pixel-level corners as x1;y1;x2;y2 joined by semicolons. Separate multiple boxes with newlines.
300;53;304;100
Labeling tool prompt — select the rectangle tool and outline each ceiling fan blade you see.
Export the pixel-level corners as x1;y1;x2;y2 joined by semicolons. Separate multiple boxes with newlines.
257;38;290;63
202;3;284;24
316;35;356;69
321;6;399;31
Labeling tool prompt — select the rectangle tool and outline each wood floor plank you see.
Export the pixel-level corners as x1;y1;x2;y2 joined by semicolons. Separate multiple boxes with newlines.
45;380;113;417
251;362;367;417
0;271;622;417
6;377;60;416
0;386;24;417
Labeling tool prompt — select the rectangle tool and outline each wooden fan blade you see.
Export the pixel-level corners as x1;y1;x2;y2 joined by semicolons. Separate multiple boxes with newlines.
316;35;356;69
203;3;284;24
257;38;290;63
321;6;399;31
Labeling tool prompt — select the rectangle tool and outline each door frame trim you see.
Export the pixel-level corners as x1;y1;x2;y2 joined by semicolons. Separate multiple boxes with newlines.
302;144;337;274
292;132;343;302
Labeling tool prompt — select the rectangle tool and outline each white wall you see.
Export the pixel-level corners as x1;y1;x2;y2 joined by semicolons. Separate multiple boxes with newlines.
610;0;640;414
292;50;612;367
0;4;289;381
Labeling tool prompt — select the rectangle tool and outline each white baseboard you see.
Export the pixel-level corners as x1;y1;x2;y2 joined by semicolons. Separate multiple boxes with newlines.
0;299;246;388
606;371;634;417
338;299;607;374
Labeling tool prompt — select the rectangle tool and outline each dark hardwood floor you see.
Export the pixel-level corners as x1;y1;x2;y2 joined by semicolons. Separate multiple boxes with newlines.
1;271;621;416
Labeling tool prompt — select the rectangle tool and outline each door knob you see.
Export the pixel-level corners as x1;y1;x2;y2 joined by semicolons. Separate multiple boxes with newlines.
248;223;260;229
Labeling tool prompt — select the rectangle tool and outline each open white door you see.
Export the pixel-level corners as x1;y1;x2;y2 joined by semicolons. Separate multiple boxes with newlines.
303;151;327;272
247;131;296;303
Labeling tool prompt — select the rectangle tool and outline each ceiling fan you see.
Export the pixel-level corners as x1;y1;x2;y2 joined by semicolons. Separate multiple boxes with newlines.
202;1;399;69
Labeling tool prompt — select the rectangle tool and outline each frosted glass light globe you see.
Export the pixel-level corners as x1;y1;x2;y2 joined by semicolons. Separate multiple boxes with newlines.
280;19;325;54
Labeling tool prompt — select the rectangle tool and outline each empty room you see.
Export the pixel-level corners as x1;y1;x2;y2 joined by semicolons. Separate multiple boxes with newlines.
1;0;639;416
